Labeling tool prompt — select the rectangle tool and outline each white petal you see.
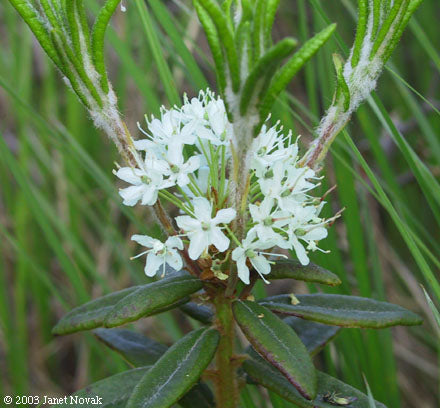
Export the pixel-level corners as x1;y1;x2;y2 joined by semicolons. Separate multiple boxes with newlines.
166;250;183;271
115;167;143;185
290;235;310;265
176;173;190;187
131;234;156;248
119;185;145;206
188;231;208;260
192;197;212;221
302;227;328;241
133;139;151;151
231;247;245;261
212;208;236;225
141;188;158;206
210;227;230;252
145;252;163;277
167;142;185;166
184;155;201;173
237;257;250;284
166;236;184;250
251;255;271;276
176;215;201;232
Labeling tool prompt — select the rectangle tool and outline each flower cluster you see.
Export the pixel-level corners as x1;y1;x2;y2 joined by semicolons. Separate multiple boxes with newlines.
115;90;332;283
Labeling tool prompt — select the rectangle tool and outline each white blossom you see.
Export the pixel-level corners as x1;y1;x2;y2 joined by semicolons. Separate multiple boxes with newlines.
248;197;291;249
175;197;236;260
131;235;184;277
115;167;164;206
232;232;276;284
115;88;332;284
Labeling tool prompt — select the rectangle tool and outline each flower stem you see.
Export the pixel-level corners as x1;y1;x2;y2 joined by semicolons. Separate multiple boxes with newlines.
213;294;239;408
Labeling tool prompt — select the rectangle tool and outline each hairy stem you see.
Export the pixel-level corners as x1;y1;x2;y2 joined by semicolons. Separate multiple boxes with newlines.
213;294;239;408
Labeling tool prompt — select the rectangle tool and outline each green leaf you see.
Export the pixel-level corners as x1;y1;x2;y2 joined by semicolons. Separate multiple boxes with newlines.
92;0;121;92
233;300;317;400
240;38;298;116
194;0;227;94
197;0;240;92
104;274;202;328
126;328;220;408
244;355;387;408
52;286;140;335
267;260;341;286
94;328;215;408
52;367;150;408
259;23;336;121
93;328;167;366
260;294;423;328
179;302;214;324
283;317;340;356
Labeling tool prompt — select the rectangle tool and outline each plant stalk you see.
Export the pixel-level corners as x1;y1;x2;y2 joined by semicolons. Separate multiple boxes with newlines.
213;293;239;408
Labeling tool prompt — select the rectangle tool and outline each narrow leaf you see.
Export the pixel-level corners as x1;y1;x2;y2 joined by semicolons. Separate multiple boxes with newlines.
240;38;298;115
52;286;140;335
93;328;167;366
259;23;336;121
126;328;220;408
267;260;341;286
197;0;240;92
92;0;121;92
94;328;215;407
104;274;202;327
53;367;150;408
260;294;423;328
233;300;317;400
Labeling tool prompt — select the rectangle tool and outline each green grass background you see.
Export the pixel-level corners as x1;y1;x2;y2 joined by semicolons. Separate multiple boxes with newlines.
0;0;439;407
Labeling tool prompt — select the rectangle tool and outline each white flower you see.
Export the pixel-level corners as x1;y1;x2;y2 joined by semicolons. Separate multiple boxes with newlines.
175;197;236;260
248;197;291;249
115;167;164;206
251;124;293;177
286;205;329;265
232;232;275;284
131;235;184;277
258;161;317;210
153;143;201;187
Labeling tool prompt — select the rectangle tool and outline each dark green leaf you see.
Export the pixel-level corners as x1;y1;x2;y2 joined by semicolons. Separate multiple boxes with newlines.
267;260;341;286
52;286;140;335
244;355;387;407
179;384;215;408
283;317;340;356
260;294;423;328
52;367;150;408
93;328;167;366
179;302;214;324
104;274;203;327
93;329;214;407
233;300;317;400
126;328;220;408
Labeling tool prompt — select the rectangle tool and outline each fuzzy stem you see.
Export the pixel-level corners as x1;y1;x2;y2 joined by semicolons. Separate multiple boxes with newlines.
213;294;239;408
